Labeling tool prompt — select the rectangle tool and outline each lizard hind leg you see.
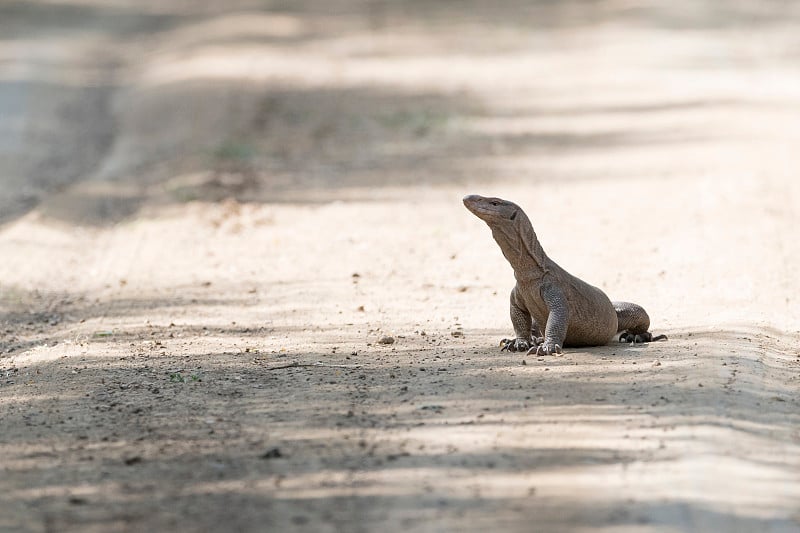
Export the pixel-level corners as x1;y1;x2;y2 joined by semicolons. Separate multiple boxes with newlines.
614;301;668;343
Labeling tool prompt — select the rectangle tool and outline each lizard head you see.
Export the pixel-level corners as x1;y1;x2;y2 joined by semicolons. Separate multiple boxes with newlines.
463;194;546;272
462;195;522;225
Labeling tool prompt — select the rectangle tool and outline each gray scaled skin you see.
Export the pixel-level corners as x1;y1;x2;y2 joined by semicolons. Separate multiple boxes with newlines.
463;194;667;355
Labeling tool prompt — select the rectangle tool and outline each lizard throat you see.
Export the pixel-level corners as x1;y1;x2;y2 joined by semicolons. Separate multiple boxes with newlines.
490;225;548;279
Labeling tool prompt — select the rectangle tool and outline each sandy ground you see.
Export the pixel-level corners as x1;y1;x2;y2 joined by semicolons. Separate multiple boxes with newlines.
2;1;800;532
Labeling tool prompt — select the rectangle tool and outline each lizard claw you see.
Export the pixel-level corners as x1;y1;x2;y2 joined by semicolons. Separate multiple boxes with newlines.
527;343;562;356
500;338;531;352
619;332;668;344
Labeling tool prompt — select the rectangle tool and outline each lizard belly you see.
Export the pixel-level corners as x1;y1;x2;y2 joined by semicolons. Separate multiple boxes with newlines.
516;279;617;347
564;288;617;347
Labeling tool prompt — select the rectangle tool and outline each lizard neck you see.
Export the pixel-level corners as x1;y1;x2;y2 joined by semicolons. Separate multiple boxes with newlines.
490;221;549;282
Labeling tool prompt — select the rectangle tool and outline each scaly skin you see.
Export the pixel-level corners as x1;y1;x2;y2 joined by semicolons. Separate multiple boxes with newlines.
463;195;666;355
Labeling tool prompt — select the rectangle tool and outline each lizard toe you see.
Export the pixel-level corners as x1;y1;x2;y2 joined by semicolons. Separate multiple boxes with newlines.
500;338;530;352
619;331;668;344
534;343;561;356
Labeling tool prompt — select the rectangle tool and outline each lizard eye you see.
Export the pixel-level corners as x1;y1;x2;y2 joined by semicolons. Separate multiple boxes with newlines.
510;211;517;220
491;201;499;206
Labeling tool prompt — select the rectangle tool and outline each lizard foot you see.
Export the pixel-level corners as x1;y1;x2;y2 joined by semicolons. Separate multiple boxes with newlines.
500;338;532;352
526;343;562;356
619;332;668;343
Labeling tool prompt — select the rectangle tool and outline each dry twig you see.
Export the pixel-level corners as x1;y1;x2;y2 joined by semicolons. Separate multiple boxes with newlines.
264;361;361;371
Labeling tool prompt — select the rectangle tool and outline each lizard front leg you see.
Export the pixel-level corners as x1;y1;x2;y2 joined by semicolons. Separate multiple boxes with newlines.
527;282;568;356
500;288;535;352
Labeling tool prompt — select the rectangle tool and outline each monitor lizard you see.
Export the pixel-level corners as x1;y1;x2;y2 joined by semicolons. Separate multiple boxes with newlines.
463;194;667;355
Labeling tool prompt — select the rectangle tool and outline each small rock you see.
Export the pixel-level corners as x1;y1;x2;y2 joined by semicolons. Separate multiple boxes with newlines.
652;359;661;367
261;447;283;459
378;336;395;345
451;331;463;338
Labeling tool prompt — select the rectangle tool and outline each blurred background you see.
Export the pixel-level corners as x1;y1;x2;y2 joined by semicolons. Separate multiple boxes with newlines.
3;0;800;225
2;2;800;532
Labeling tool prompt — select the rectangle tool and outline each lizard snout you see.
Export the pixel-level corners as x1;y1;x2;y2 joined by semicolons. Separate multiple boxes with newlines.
463;194;483;209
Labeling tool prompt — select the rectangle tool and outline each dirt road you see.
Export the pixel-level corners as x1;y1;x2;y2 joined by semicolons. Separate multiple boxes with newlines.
2;2;799;532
